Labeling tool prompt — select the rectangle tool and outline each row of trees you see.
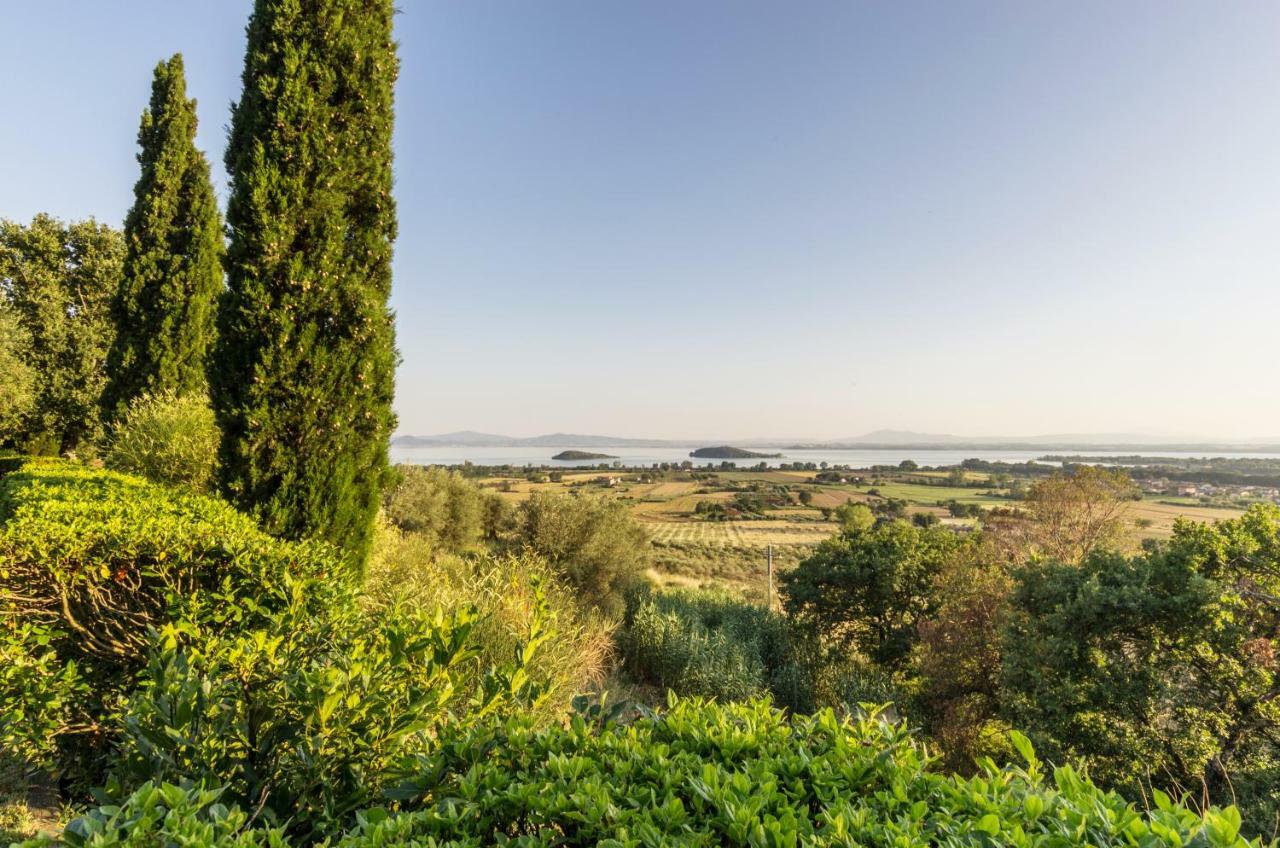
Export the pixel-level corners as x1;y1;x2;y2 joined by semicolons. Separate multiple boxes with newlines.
1;0;400;565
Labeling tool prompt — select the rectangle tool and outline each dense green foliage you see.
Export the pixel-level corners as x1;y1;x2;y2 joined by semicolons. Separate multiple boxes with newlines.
0;463;589;842
0;304;36;445
0;460;343;788
211;0;399;566
110;590;545;841
0;216;124;454
1001;505;1280;831
28;783;284;848
382;466;503;555
103;392;218;491
4;464;1273;845
100;55;223;426
26;701;1270;848
782;519;964;668
21;702;1262;848
516;492;651;616
622;588;809;707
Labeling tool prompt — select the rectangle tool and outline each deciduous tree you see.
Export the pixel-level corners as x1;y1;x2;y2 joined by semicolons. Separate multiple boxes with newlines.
0;215;123;454
990;466;1137;564
0;303;35;445
782;519;962;668
999;505;1280;830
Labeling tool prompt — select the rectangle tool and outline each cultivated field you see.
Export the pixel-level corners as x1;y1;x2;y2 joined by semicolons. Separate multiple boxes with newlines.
463;466;1252;593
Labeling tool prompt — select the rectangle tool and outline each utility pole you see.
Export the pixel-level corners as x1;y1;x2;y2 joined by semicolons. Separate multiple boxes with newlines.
766;544;774;610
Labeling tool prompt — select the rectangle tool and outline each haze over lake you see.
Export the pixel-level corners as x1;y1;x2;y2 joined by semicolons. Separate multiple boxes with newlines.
389;445;1280;469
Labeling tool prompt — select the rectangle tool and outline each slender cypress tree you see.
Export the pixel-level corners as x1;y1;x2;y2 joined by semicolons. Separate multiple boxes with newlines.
212;0;399;564
101;54;223;424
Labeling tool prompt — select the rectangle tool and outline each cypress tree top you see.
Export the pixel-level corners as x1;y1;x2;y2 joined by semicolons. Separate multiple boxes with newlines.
212;0;399;565
101;54;223;424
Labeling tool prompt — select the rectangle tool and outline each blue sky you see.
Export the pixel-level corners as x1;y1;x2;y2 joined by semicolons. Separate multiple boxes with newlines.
4;1;1279;439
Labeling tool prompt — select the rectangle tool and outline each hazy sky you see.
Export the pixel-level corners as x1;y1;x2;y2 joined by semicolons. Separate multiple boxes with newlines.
4;2;1279;440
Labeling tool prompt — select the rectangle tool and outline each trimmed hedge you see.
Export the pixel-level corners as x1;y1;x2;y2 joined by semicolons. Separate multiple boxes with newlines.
0;459;344;663
0;460;346;786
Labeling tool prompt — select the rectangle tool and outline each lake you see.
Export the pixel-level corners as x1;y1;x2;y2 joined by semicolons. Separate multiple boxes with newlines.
388;445;1280;469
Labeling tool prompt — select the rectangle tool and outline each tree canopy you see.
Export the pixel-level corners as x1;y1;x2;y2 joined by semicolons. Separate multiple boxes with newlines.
0;215;123;454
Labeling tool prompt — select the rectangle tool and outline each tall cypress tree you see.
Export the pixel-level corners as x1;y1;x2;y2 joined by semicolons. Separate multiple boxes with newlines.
101;54;223;424
212;0;399;564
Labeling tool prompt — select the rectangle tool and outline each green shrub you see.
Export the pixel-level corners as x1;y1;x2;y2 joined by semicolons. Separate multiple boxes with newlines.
103;392;217;491
24;782;284;848
110;591;548;842
1000;505;1280;835
515;492;649;617
366;523;615;722
0;622;89;780
782;519;964;668
381;466;497;555
0;461;344;788
31;700;1270;846
341;698;1268;847
621;588;811;709
0;461;341;664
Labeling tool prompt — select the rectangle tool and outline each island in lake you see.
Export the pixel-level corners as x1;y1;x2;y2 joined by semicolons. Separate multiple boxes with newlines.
552;450;618;460
689;445;783;459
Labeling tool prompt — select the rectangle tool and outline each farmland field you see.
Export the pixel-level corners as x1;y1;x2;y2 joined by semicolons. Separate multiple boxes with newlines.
460;465;1258;593
1125;498;1243;537
647;519;835;547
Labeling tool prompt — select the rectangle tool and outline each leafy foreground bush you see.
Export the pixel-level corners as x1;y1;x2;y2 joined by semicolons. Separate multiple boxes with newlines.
621;588;811;709
103;392;218;491
109;591;546;842
35;699;1268;847
0;460;342;787
32;783;284;848
0;462;558;842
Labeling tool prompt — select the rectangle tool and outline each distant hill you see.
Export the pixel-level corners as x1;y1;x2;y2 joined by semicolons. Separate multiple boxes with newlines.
819;430;1280;451
834;429;1174;447
392;430;1280;453
393;431;514;447
689;446;783;459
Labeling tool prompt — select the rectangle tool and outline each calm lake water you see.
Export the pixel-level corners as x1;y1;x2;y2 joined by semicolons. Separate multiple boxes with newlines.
388;445;1280;470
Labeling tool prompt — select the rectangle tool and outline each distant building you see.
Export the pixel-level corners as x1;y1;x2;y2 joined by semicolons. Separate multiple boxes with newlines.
1177;484;1199;497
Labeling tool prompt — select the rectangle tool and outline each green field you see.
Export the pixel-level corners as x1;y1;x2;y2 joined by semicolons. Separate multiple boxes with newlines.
856;481;1012;506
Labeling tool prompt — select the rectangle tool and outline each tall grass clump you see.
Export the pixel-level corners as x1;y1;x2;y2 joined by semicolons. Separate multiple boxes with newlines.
366;520;615;722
